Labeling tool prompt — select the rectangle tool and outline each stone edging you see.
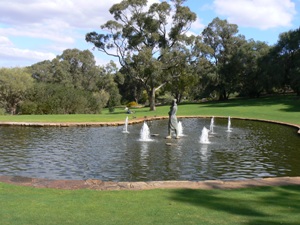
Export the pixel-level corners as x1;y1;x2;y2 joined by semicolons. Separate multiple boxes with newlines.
0;175;300;191
0;116;299;134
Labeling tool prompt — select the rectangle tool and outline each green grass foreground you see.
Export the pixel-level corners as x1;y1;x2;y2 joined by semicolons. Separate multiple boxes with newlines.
0;182;300;225
0;95;299;225
0;95;299;125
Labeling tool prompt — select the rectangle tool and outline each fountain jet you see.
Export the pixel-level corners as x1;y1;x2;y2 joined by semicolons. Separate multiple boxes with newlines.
209;116;215;134
139;122;152;141
227;116;232;132
200;127;210;144
122;116;130;133
178;121;184;136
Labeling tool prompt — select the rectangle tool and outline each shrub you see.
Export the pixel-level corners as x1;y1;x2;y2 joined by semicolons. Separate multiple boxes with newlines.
19;101;37;114
19;83;106;114
0;107;5;115
127;101;138;108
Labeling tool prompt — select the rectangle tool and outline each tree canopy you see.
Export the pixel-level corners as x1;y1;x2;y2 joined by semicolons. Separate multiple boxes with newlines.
0;67;34;114
86;0;196;110
2;3;300;115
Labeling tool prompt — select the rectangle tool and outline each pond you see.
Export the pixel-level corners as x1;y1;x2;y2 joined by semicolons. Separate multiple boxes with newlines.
0;118;299;182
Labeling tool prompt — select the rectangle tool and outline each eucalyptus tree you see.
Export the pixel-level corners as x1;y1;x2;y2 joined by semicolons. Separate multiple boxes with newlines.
55;49;99;91
30;49;98;91
118;70;144;104
201;17;246;100
95;61;122;112
21;83;101;114
30;60;52;82
0;67;34;114
189;35;216;100
270;28;300;95
163;38;197;102
29;50;121;113
236;40;270;97
86;0;196;110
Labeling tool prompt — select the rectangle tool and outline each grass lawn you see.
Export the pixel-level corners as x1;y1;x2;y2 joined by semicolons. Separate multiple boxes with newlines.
0;94;299;225
0;95;299;126
1;182;300;225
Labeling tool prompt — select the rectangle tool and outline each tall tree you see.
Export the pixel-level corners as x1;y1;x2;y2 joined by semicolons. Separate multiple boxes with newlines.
86;0;196;110
54;49;99;90
164;39;197;102
30;49;98;91
270;28;300;95
96;61;122;112
29;50;121;112
0;67;34;114
201;17;246;100
237;40;270;97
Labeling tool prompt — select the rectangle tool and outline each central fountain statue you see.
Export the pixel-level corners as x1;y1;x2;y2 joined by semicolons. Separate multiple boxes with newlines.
165;99;179;139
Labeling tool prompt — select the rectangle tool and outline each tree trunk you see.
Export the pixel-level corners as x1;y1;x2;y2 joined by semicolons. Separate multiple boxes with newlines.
218;89;228;101
148;88;156;111
10;106;16;115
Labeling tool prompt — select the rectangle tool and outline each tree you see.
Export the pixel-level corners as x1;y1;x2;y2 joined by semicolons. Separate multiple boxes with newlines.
30;49;98;91
20;83;103;114
30;60;53;82
96;61;122;112
270;28;300;95
29;49;121;112
163;39;197;102
201;17;246;100
0;67;34;114
86;0;196;110
237;40;270;97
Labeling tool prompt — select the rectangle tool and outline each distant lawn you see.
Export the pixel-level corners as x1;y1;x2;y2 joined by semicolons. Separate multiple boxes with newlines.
0;182;299;225
0;95;299;125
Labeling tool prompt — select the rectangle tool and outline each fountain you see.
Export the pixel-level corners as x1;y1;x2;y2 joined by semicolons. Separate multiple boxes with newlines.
139;122;152;141
200;127;210;144
122;116;129;133
178;121;184;136
227;116;232;132
0;118;299;182
209;116;215;134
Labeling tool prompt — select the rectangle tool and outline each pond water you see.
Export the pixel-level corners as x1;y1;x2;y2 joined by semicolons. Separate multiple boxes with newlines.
0;118;299;182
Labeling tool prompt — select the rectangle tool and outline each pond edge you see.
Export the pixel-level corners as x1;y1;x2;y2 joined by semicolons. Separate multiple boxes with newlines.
1;116;299;134
0;175;300;191
1;116;299;190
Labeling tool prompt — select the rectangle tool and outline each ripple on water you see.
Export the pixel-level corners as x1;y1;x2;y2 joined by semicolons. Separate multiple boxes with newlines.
0;118;299;181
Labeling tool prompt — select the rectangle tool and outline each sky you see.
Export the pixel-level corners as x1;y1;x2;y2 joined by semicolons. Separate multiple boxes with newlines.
0;0;299;68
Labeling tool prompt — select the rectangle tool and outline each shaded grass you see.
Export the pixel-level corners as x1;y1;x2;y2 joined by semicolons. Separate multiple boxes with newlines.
0;182;300;225
0;95;299;125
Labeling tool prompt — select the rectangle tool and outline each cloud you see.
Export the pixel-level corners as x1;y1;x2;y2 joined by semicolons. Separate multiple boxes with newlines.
0;46;56;61
0;36;56;65
0;0;122;29
0;0;165;67
191;18;205;30
0;36;14;47
213;0;296;30
0;0;124;45
0;0;126;67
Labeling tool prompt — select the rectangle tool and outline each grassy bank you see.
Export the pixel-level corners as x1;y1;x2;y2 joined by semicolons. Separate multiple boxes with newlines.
1;182;300;225
0;95;299;125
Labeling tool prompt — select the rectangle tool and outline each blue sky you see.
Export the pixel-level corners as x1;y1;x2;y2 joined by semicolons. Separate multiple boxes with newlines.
0;0;299;68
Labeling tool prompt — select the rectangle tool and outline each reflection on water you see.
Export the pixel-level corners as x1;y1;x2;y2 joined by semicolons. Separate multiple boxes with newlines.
0;118;299;182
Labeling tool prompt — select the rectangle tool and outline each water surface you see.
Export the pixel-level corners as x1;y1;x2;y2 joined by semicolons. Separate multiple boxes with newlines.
0;118;299;181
